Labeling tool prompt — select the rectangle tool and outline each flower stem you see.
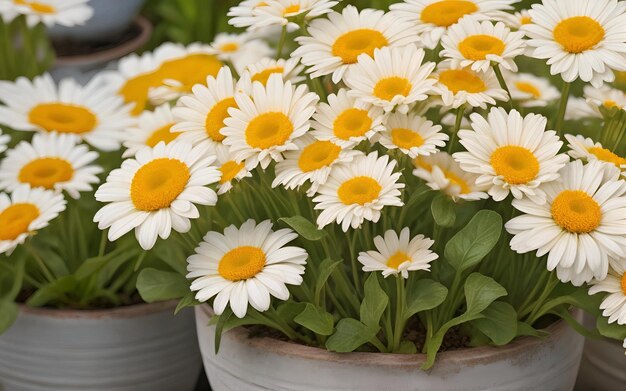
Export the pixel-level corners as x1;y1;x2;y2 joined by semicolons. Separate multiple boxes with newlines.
275;25;287;59
24;242;55;283
492;63;514;111
448;105;466;154
554;81;571;137
392;277;406;352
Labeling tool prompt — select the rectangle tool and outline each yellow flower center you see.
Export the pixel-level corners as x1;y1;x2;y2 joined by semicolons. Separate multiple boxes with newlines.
251;67;284;86
588;147;626;168
458;34;505;61
603;100;619;109
391;127;424;150
490;146;539;185
0;203;40;241
520;16;532;25
283;4;300;15
553;16;605;54
338;176;381;205
373;77;412;101
551;190;602;234
145;123;179;147
413;157;432;171
130;158;190;211
621;272;626;295
438;69;486;93
18;158;74;190
220;43;239;53
28;103;97;134
331;29;389;65
218;245;266;281
515;81;541;99
298;140;341;172
445;170;471;194
333;108;372;140
219;160;244;184
245;112;293;149
14;0;55;13
387;251;410;269
421;0;479;27
205;97;237;142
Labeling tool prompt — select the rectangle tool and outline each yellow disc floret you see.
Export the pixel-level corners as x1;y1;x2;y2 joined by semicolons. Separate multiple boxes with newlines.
551;190;602;234
218;245;266;281
131;158;190;211
490;145;539;185
338;176;381;205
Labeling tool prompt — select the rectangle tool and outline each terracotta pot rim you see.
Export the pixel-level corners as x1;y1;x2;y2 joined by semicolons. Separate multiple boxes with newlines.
198;304;572;367
18;300;177;319
53;15;152;66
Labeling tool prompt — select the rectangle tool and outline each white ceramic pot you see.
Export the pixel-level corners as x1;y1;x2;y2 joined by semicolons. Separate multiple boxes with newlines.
196;305;584;391
0;301;201;391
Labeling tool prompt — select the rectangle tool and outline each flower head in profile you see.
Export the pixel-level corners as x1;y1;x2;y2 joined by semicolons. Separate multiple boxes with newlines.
122;104;180;158
241;57;305;87
506;160;626;286
565;134;626;176
376;112;448;159
583;85;626;116
523;0;626;87
187;219;308;318
454;108;568;203
344;45;436;113
0;185;66;255
313;152;404;231
0;133;102;199
0;74;133;151
506;72;560;108
231;0;338;31
94;141;220;250
589;259;626;325
222;74;319;170
358;228;438;278
498;9;532;30
292;5;421;83
208;32;273;74
0;0;93;27
214;146;251;195
430;64;508;109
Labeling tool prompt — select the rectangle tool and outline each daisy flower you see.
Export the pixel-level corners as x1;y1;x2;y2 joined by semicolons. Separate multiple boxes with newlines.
389;0;518;49
584;85;626;115
440;16;526;73
454;108;569;203
292;5;421;83
376;112;448;158
358;228;438;278
565;134;626;174
208;32;273;74
313;152;404;231
214;146;251;195
0;0;92;27
0;74;133;151
228;0;271;29
498;9;533;30
94;141;220;250
413;152;488;202
0;129;9;154
0;133;102;199
0;185;66;256
506;160;626;286
122;104;180;158
272;134;361;195
241;57;305;87
311;88;385;149
222;74;319;170
236;0;338;32
589;259;626;325
104;42;223;115
430;64;508;109
506;72;560;108
523;0;626;87
344;45;436;113
565;97;600;121
172;66;239;150
187;219;308;318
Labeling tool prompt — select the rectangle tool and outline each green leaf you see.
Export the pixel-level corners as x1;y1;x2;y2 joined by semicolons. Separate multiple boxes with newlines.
398;340;418;354
136;268;190;303
26;276;78;307
325;318;378;352
464;273;507;315
294;303;334;335
596;315;626;340
552;307;601;339
470;301;517;345
405;279;448;319
279;216;327;241
74;255;110;280
444;210;502;272
174;291;200;315
516;321;549;338
431;193;456;227
276;301;307;323
360;273;388;328
0;299;18;334
214;307;233;354
314;258;342;304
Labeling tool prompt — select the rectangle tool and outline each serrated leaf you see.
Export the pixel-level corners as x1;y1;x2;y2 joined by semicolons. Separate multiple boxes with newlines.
360;273;388;328
325;318;378;352
431;193;456;227
470;301;517;345
295;303;334;335
444;210;502;272
405;279;448;319
279;216;327;241
137;268;190;303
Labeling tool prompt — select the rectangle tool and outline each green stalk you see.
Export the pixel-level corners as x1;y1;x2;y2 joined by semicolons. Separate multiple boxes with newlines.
492;63;514;111
24;242;55;283
448;105;466;154
275;25;287;59
554;81;571;137
392;277;406;351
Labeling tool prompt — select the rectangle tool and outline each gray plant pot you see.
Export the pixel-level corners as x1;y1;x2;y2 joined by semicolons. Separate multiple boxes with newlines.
0;301;201;391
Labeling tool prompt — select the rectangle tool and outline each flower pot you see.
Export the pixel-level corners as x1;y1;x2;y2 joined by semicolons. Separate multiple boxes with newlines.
47;0;147;43
0;301;201;391
195;305;584;391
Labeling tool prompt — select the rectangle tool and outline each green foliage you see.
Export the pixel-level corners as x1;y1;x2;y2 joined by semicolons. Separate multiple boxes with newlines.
280;216;328;241
360;274;388;328
136;268;190;303
0;16;54;80
326;318;378;352
295;304;334;335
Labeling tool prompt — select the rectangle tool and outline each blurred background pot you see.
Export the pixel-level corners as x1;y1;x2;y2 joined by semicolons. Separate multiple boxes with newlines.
195;305;584;391
0;301;201;391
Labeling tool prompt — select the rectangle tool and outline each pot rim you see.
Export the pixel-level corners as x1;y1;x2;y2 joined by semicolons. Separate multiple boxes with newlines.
18;300;177;319
53;15;152;66
197;304;574;368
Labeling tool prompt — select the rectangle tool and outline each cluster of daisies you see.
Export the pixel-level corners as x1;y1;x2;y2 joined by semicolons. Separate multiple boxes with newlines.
2;0;626;346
